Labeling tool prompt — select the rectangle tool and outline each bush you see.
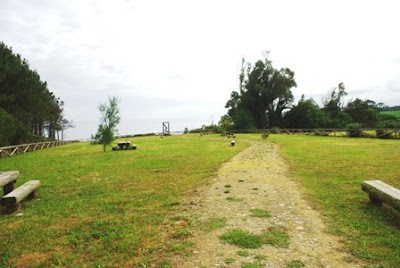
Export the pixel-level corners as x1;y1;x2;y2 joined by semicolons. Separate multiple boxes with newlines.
346;123;363;137
269;127;281;134
376;129;393;139
260;133;269;140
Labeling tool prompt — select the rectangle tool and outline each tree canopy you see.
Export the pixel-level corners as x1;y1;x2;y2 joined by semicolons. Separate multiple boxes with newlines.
0;42;67;146
221;57;398;132
92;96;120;152
225;58;296;129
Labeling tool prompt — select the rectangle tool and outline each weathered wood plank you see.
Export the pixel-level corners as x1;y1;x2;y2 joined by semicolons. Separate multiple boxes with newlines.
361;180;400;210
0;171;19;187
1;180;40;207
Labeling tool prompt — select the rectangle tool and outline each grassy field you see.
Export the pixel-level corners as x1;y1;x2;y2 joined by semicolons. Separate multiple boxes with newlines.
0;134;248;267
1;133;400;267
265;134;400;266
380;110;400;118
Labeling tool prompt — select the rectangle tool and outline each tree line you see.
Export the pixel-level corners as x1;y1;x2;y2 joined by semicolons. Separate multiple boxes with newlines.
220;57;399;132
0;42;72;146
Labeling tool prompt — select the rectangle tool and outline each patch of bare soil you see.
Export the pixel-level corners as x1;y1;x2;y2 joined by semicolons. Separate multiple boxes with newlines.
172;142;364;267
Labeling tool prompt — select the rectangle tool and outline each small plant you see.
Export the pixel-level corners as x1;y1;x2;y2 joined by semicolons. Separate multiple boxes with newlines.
250;208;271;218
170;241;195;252
260;133;269;140
242;262;262;268
238;179;244;182
227;197;244;202
224;190;230;194
172;227;192;238
220;229;263;248
237;250;249;257
252;188;259;191
254;254;266;261
225;258;235;264
225;184;232;188
200;217;227;232
220;228;289;249
287;259;305;268
346;123;363;137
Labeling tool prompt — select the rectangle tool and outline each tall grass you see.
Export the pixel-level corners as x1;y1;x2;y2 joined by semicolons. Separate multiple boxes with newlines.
0;134;248;267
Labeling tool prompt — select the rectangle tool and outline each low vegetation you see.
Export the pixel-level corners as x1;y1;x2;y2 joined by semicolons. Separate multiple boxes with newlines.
287;259;305;268
0;134;247;267
266;134;400;266
219;227;289;249
199;217;227;233
249;208;271;218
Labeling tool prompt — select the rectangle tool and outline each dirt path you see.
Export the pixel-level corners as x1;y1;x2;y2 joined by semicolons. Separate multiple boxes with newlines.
172;142;363;267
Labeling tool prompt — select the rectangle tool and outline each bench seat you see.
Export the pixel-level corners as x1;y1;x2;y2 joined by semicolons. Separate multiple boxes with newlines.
361;180;400;210
1;180;40;214
0;171;19;195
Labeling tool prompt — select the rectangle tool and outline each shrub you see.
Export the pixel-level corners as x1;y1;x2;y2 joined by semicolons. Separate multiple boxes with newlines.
346;123;363;137
376;129;393;139
260;133;269;140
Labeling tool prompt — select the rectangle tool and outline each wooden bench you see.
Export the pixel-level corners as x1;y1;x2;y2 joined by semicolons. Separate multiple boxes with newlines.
361;180;400;210
0;171;19;196
1;180;41;214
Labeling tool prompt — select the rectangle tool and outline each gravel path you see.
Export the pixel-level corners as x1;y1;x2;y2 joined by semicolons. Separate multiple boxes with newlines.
172;142;363;267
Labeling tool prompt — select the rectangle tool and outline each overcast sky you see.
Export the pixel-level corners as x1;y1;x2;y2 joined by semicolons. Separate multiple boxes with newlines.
1;0;400;139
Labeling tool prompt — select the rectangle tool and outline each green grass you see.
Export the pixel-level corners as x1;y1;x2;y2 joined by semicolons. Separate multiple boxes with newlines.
380;110;400;118
219;228;289;249
287;259;305;268
199;217;227;233
0;134;248;267
249;208;271;218
225;257;235;264
241;261;262;268
267;134;400;266
237;250;249;257
226;196;244;202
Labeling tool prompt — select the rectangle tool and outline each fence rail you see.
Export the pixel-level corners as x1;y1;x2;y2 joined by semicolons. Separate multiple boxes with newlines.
0;140;77;159
261;128;400;139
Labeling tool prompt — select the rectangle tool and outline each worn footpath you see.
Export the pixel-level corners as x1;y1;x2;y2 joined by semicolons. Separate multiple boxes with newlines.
172;142;363;267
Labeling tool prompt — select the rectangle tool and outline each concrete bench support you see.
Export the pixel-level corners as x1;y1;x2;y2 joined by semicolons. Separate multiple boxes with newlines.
361;180;400;211
0;171;19;196
1;180;41;214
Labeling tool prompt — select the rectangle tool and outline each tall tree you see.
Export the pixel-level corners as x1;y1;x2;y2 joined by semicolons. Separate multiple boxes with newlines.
0;41;66;144
225;56;296;129
345;98;378;127
93;96;120;152
284;95;324;128
322;82;351;127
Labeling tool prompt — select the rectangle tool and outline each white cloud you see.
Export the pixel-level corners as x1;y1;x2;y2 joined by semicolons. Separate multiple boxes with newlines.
1;0;400;138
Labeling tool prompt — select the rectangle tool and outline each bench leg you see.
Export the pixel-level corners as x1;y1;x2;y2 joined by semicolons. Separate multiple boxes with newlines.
369;194;382;207
3;183;15;195
27;190;36;200
4;203;20;214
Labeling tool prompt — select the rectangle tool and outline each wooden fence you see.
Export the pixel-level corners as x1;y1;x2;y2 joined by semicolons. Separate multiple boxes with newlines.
261;128;400;139
0;140;77;159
